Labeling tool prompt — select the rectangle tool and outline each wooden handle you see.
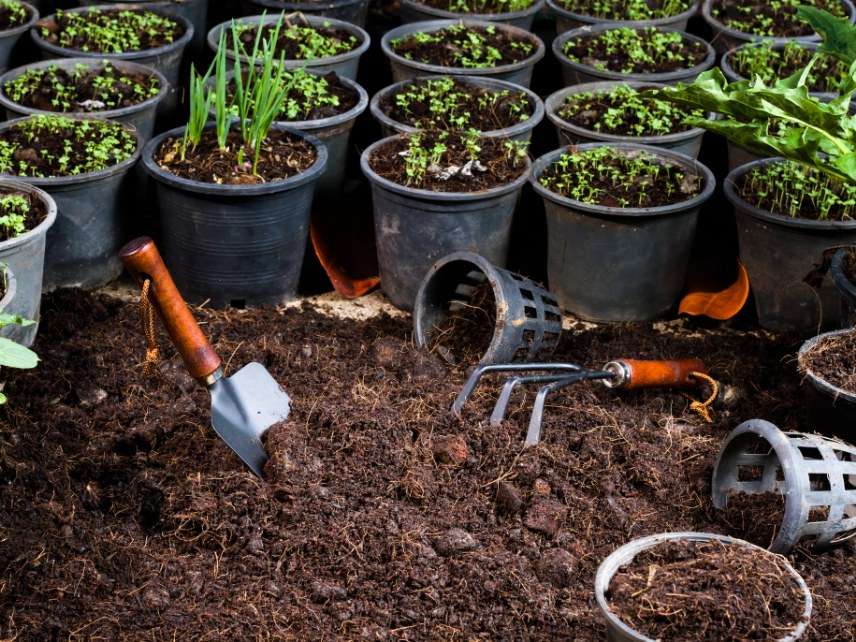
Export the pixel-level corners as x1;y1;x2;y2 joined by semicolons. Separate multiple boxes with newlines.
613;358;707;390
120;237;222;381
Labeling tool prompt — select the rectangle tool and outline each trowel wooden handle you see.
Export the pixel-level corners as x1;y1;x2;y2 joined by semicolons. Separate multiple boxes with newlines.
607;358;707;390
120;237;222;381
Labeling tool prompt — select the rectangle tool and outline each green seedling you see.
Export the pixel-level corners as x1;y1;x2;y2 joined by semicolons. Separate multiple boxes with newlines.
558;0;691;20
41;8;181;54
390;23;533;69
710;0;846;37
563;27;702;74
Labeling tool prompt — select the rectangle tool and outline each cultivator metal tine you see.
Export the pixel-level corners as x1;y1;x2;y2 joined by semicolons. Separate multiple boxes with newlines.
490;374;571;427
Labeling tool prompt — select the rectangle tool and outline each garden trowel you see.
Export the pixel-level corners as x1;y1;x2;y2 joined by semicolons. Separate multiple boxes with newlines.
120;237;290;478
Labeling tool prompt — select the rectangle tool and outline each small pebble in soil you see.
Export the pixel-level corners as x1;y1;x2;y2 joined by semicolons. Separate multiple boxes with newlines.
311;580;347;602
434;528;479;556
537;548;576;588
495;481;524;515
432;435;469;466
525;498;568;538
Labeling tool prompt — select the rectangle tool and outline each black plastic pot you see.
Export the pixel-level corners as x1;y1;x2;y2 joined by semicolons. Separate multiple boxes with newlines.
0;57;168;142
831;248;856;327
0;116;142;290
798;330;856;437
360;134;532;311
32;4;193;114
0;180;56;346
0;0;37;73
724;158;856;332
380;19;545;89
545;81;707;158
702;0;856;55
553;24;715;87
208;14;370;81
369;75;544;142
141;124;328;307
399;0;545;30
530;143;715;322
240;0;370;27
76;0;208;53
546;0;698;35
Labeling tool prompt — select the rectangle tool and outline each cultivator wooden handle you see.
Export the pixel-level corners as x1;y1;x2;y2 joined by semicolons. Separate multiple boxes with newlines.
120;237;223;381
605;358;707;390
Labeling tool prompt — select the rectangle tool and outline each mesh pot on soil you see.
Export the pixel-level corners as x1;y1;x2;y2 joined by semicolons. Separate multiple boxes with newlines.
545;0;698;35
595;531;813;642
141;124;328;307
529;142;715;322
712;418;856;553
0;0;37;74
413;251;562;365
31;5;193;115
545;81;707;158
380;19;545;89
797;330;856;437
0;180;55;347
701;0;856;55
723;158;856;332
399;0;545;30
369;75;544;142
0;58;168;142
240;0;371;27
207;14;370;81
552;24;715;87
359;134;531;311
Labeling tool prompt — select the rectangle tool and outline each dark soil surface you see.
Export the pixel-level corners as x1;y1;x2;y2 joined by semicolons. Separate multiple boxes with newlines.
419;0;536;13
0;189;47;241
369;131;528;191
799;327;856;393
37;9;185;53
237;21;360;60
608;539;808;640
425;281;497;366
564;29;708;74
155;129;318;185
557;0;693;18
2;291;855;640
4;64;161;113
391;25;536;68
715;491;786;549
0;2;31;31
380;78;534;132
711;0;848;37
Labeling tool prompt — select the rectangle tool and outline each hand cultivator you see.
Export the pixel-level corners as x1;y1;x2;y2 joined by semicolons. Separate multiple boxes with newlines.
453;358;713;445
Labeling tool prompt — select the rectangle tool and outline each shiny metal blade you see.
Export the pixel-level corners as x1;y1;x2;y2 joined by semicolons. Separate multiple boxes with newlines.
209;362;291;477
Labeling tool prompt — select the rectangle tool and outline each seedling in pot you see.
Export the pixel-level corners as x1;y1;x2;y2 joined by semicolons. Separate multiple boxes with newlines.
429;0;535;13
0;190;45;240
390;23;534;68
0;0;29;31
562;26;709;75
37;8;184;54
231;12;358;61
557;83;701;136
556;0;693;20
729;41;849;93
709;0;847;38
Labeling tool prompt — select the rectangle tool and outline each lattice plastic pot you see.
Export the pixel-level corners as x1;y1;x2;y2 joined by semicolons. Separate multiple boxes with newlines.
712;419;856;553
414;251;562;365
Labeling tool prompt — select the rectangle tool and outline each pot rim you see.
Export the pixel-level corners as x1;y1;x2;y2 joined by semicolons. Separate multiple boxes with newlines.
544;80;707;145
0;57;169;120
208;13;370;67
798;328;856;403
369;74;544;138
545;0;698;27
380;18;545;77
594;531;812;642
529;142;715;217
141;122;329;196
552;23;715;82
0;178;58;252
724;157;856;230
0;0;38;40
0;114;142;187
701;0;856;45
31;4;194;61
0;264;15;313
400;0;545;22
360;132;532;201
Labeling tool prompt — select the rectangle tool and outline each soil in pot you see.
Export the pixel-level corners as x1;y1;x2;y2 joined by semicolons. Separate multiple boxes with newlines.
368;129;529;191
424;280;497;366
380;77;534;131
799;327;856;392
556;83;701;137
735;161;856;221
0;188;47;241
234;18;359;61
154;129;317;185
709;0;848;38
416;0;536;12
554;0;695;20
3;62;161;113
607;539;808;640
714;491;786;548
390;23;536;68
563;27;708;75
0;114;137;177
729;42;848;94
36;8;186;53
538;145;703;207
0;0;32;31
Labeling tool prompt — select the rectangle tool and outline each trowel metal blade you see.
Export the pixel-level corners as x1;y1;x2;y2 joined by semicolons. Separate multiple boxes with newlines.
209;362;291;478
